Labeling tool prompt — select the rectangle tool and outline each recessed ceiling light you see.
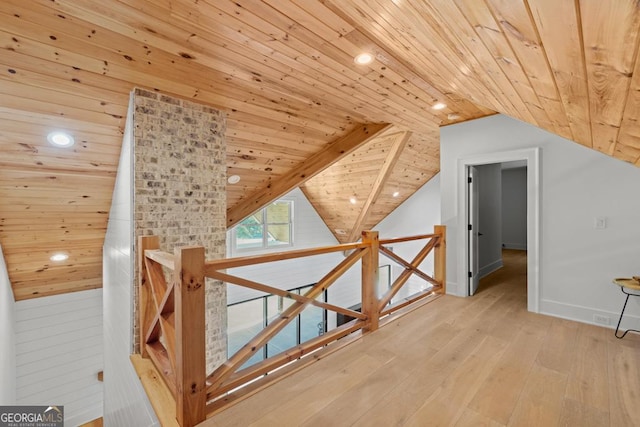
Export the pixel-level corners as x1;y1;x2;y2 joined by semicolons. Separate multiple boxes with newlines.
335;229;347;235
50;253;69;262
227;175;241;184
354;52;374;65
349;196;357;204
447;113;461;120
47;131;75;147
393;191;400;198
432;102;447;110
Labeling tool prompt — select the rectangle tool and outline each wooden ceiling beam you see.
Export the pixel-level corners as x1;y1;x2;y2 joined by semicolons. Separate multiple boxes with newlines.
226;123;393;228
346;131;411;243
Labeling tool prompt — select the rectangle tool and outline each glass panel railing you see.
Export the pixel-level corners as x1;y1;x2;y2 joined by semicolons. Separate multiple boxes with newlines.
300;297;325;342
266;295;297;358
227;298;265;369
227;263;393;367
227;284;328;368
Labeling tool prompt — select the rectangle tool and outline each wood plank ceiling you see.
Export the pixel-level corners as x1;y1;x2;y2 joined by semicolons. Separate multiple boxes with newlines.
1;0;640;300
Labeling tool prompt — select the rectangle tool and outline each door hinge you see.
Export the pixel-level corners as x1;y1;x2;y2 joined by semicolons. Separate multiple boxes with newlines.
468;271;472;278
468;224;472;231
468;177;472;183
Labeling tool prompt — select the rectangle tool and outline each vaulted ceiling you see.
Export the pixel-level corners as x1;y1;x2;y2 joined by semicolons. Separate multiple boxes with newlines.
2;0;640;300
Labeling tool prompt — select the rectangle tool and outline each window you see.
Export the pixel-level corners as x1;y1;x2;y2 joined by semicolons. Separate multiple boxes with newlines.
234;200;293;250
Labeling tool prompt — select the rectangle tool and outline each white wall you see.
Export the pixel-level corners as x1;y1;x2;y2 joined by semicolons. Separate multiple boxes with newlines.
376;174;441;240
103;93;159;426
15;289;103;426
441;114;640;329
226;188;355;305
477;164;503;277
0;244;16;405
502;167;527;250
376;174;441;289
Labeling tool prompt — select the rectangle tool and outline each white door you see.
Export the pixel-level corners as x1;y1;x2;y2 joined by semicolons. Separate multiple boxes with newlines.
468;166;480;296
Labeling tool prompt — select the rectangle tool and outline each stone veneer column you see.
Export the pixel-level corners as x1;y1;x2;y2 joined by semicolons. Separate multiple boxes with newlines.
132;88;227;373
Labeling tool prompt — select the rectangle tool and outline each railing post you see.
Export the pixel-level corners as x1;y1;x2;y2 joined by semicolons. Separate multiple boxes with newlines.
434;225;446;294
174;246;206;427
138;235;160;358
362;230;379;332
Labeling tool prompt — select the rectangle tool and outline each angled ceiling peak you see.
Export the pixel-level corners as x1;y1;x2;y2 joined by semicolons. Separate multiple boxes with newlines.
303;127;441;244
226;122;393;228
345;130;412;243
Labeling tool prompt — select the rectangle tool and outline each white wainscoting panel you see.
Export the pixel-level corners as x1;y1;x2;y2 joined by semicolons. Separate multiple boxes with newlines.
15;289;103;426
0;244;16;405
103;92;160;427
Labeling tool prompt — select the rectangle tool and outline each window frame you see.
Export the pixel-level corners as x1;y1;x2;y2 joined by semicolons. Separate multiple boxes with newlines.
231;199;294;253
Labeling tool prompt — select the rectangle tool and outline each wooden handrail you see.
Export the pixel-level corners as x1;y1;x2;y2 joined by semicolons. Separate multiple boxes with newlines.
379;233;438;245
145;249;175;270
204;241;366;272
138;226;446;426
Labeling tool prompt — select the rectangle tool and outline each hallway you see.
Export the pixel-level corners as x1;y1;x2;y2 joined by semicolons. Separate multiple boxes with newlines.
204;250;640;426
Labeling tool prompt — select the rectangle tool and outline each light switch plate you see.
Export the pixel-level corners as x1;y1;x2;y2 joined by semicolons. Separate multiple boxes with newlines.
595;217;607;229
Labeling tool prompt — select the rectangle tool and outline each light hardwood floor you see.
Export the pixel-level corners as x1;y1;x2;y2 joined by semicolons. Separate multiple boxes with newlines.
203;250;640;426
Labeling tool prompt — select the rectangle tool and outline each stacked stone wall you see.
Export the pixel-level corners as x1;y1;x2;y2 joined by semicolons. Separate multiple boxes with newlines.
133;88;227;372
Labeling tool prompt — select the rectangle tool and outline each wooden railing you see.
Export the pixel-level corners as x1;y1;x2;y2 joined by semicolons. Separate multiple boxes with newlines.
138;226;445;427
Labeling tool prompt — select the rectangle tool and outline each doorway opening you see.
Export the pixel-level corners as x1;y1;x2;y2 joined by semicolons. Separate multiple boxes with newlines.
468;162;527;296
456;148;540;313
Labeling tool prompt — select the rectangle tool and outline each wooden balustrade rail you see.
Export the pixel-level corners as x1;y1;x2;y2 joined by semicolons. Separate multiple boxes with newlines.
137;226;446;427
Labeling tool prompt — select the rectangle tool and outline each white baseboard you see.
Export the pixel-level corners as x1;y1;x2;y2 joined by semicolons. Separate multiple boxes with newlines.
446;281;459;296
479;259;503;279
502;243;527;250
540;299;640;331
